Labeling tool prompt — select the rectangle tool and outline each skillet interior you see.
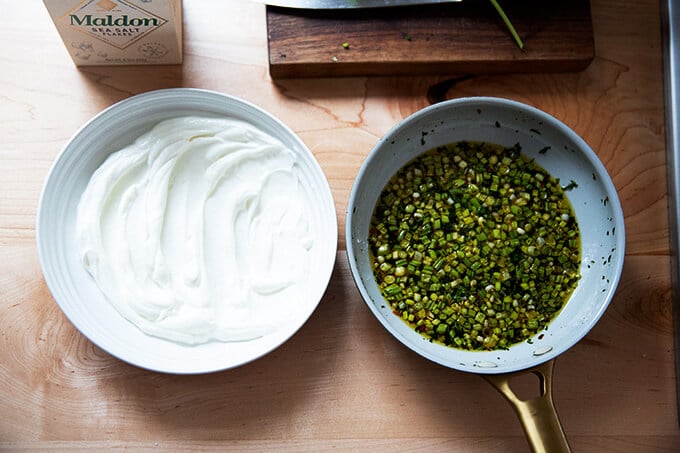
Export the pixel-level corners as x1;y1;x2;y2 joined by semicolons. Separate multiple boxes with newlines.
346;97;625;374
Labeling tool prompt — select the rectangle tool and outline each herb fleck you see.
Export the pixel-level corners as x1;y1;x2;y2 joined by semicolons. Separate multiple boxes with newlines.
563;180;579;191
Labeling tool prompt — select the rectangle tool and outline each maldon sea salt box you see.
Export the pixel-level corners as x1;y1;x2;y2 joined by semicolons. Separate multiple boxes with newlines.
43;0;182;66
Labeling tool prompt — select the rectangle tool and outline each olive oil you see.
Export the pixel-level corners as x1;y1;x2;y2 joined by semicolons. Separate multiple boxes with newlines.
369;141;581;351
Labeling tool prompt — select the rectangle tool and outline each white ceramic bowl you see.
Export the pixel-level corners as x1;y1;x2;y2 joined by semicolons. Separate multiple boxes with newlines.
37;88;337;374
346;97;625;374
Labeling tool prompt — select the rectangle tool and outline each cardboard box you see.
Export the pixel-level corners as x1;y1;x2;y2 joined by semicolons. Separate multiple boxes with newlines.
43;0;182;66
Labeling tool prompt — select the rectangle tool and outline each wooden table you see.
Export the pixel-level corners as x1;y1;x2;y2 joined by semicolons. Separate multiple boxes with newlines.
1;1;678;451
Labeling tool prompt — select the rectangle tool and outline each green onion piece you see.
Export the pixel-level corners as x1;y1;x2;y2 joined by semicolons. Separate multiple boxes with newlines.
489;0;525;50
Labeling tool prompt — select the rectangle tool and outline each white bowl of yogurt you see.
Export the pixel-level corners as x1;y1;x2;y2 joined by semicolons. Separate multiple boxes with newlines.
37;88;338;374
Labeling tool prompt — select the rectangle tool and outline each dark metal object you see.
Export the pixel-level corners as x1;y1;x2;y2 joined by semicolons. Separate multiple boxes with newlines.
661;0;680;426
257;0;459;8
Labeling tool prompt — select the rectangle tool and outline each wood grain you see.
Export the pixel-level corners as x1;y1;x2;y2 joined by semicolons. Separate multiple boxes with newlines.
266;0;595;78
1;0;679;451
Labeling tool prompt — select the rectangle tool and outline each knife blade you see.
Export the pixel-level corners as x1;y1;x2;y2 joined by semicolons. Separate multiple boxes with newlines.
257;0;461;9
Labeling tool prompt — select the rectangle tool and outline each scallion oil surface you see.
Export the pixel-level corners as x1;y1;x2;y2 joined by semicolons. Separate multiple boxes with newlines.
369;141;581;351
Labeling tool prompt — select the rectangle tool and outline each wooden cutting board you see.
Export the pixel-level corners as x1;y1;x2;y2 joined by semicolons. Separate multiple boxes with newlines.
266;0;594;78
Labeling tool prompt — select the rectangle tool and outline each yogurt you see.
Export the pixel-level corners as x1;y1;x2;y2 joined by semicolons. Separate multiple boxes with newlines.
76;116;314;345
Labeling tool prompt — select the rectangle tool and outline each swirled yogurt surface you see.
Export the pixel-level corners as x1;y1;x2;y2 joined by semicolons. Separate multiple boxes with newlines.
76;116;314;344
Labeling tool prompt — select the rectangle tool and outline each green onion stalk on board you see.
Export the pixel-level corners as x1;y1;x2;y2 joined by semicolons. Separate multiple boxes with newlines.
490;0;524;50
346;0;523;49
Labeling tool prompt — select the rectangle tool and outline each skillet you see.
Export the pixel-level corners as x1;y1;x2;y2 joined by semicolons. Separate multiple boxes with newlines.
346;97;625;452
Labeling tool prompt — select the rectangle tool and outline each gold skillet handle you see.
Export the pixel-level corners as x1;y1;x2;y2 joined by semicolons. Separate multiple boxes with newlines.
483;359;571;453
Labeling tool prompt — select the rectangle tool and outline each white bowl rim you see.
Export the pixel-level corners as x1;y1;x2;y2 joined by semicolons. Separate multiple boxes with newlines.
36;88;338;374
